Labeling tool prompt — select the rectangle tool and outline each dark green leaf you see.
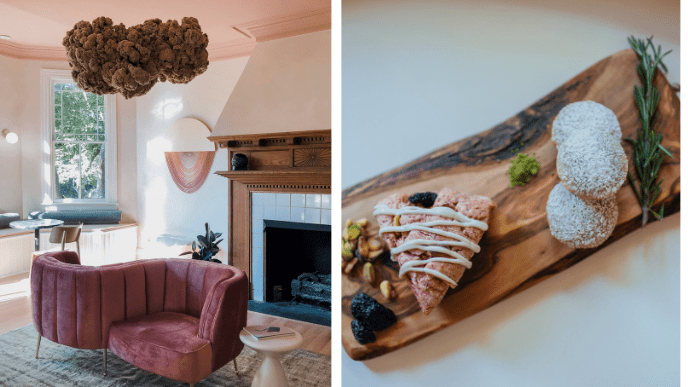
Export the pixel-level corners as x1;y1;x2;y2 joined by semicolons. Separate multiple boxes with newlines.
658;143;673;157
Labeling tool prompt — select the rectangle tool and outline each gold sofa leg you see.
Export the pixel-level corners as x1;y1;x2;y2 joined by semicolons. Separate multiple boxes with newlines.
35;335;41;359
103;349;107;376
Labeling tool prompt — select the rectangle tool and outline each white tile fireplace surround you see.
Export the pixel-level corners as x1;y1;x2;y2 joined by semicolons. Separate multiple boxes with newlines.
251;193;331;300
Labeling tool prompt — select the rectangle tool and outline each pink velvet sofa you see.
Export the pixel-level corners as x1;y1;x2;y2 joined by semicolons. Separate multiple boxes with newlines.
31;251;249;386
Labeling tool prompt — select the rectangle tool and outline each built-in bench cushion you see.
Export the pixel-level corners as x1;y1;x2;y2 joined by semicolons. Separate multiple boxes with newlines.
29;209;121;225
0;213;20;229
108;312;213;384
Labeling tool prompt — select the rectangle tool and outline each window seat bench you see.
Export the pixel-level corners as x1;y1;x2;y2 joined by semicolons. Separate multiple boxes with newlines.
0;223;137;279
29;209;122;224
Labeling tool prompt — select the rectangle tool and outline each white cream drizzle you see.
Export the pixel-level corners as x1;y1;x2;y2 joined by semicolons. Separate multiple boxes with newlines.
374;203;489;287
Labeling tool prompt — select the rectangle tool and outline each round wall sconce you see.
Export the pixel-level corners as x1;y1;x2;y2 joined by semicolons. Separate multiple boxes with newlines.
2;129;18;144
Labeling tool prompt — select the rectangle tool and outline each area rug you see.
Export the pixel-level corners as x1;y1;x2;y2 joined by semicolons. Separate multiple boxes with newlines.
248;300;331;327
0;325;331;386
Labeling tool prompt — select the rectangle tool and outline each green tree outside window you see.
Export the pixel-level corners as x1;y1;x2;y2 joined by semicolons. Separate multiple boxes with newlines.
53;83;107;200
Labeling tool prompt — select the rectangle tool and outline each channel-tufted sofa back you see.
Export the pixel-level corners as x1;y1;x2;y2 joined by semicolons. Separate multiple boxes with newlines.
31;251;248;371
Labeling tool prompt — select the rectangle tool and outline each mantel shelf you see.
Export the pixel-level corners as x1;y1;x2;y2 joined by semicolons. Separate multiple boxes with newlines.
208;130;331;149
215;170;331;187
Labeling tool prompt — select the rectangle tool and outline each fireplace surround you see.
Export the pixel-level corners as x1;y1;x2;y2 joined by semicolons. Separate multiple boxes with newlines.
209;130;331;299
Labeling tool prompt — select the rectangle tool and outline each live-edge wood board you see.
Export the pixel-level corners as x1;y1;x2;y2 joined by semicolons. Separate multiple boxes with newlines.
341;49;680;361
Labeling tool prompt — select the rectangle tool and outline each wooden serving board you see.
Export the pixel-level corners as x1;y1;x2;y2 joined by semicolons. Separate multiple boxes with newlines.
341;49;681;361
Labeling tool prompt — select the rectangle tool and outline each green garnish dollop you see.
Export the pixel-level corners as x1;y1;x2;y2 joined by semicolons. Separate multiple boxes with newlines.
509;153;540;187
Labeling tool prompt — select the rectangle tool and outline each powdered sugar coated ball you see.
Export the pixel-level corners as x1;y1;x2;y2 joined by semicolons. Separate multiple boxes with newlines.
546;183;618;249
552;101;621;147
557;130;628;199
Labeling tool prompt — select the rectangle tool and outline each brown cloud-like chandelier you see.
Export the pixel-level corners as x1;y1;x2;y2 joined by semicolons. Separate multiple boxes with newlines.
63;16;209;99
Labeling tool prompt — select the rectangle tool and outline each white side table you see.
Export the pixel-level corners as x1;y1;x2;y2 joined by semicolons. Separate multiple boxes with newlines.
240;328;303;387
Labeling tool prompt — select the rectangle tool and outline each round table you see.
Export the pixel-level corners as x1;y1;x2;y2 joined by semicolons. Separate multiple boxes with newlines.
9;219;64;251
240;328;303;387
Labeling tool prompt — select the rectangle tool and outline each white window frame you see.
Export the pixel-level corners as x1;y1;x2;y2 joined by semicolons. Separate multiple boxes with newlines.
40;69;117;209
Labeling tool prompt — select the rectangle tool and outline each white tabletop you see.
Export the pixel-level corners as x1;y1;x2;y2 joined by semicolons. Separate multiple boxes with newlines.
240;328;303;353
9;219;64;230
342;1;679;386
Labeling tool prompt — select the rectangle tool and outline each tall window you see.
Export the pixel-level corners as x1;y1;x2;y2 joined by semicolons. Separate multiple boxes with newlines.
41;70;117;206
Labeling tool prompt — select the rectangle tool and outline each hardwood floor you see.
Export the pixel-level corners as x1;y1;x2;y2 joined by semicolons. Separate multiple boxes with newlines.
0;272;331;357
0;273;32;335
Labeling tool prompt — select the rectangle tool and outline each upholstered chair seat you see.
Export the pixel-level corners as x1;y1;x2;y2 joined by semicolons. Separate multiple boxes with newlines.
31;251;248;386
109;312;213;383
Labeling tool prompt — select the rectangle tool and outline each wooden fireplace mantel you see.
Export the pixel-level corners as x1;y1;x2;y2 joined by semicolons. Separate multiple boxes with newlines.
208;129;331;148
210;130;331;285
215;170;331;190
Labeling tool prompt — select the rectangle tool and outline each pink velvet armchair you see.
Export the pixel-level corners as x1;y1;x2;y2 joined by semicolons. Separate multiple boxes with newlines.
31;251;249;386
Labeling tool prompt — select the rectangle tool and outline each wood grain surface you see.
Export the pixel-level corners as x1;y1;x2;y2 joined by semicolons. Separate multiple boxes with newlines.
341;49;680;361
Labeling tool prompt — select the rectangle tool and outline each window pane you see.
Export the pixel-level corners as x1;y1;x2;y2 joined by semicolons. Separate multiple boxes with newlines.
54;84;63;91
62;90;98;136
54;91;62;106
85;92;97;107
63;83;75;91
54;105;61;120
81;143;105;199
54;120;62;140
54;143;79;199
97;95;104;106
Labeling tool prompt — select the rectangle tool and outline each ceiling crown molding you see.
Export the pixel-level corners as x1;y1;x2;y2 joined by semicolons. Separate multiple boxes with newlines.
0;39;67;61
238;7;331;42
0;7;331;62
207;40;257;62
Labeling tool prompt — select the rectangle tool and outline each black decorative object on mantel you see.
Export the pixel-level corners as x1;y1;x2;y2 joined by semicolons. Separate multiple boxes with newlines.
231;153;249;170
180;223;223;263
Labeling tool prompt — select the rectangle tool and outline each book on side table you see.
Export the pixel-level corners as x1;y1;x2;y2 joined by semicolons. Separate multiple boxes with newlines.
243;325;296;340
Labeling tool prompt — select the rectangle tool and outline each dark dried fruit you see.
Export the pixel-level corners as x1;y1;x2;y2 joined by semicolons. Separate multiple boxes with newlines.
351;319;376;345
408;192;438;208
350;292;397;331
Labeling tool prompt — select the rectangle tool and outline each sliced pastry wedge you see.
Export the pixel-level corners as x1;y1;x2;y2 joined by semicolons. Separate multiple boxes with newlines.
374;189;494;314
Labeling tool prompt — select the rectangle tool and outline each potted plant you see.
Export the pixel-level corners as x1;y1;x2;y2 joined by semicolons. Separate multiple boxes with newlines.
180;223;223;263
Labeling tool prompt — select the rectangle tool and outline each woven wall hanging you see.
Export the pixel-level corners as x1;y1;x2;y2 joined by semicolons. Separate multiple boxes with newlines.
165;118;216;194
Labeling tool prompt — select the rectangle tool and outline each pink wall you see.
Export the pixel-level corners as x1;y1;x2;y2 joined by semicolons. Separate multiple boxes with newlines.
0;55;25;214
213;30;331;136
134;57;250;262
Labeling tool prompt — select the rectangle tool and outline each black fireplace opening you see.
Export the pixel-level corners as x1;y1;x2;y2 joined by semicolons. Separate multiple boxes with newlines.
263;220;331;306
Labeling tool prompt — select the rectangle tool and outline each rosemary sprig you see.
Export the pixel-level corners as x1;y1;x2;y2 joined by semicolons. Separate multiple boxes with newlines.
626;36;673;226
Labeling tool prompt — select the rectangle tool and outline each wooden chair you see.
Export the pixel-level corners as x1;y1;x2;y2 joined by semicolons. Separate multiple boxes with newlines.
32;223;83;264
49;223;83;258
